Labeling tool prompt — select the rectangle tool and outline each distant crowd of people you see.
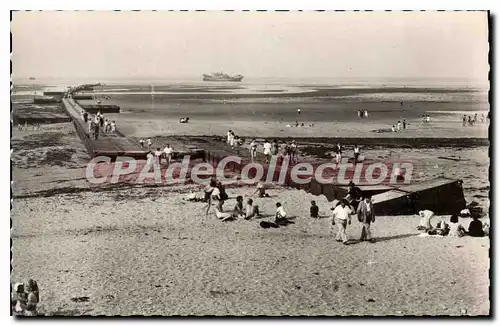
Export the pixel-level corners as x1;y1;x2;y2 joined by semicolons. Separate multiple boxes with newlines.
421;114;431;124
141;140;174;168
391;119;408;132
357;109;369;118
247;137;298;164
462;112;488;126
82;110;116;140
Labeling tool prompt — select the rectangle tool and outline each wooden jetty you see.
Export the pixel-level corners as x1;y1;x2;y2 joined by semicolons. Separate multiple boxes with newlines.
72;94;94;100
13;112;71;125
34;96;60;104
77;103;121;114
62;98;148;160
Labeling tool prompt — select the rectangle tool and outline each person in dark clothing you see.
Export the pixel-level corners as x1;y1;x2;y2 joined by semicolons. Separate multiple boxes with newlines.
83;112;88;123
467;216;485;237
402;119;407;130
346;181;362;210
310;200;319;218
462;115;467;127
93;123;99;140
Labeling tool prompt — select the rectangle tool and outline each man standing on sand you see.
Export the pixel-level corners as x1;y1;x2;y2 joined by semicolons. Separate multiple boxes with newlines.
263;140;272;163
334;143;342;164
164;144;174;166
154;148;163;165
290;140;298;164
250;139;258;162
353;145;360;163
331;199;354;245
357;196;375;243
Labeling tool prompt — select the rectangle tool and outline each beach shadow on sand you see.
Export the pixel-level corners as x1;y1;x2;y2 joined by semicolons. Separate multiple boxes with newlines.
348;233;420;244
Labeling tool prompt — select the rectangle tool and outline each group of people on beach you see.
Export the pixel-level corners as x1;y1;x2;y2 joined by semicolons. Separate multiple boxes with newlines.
391;119;408;132
253;139;299;164
83;110;116;140
11;279;39;316
198;177;376;244
145;142;174;168
200;178;265;222
421;114;431;124
285;121;315;128
417;209;489;238
357;109;369;118
17;121;41;131
332;143;362;164
462;113;488;127
226;130;245;151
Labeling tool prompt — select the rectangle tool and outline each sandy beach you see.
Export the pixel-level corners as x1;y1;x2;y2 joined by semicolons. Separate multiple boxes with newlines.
11;118;490;316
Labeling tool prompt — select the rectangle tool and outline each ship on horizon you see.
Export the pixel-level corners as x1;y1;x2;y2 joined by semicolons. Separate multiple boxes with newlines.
202;72;244;82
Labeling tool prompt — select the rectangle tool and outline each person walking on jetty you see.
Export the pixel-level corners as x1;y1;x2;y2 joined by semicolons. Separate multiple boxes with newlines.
146;151;155;172
147;138;152;150
154;148;163;165
334;143;342;164
290;140;298;164
331;199;354;245
83;111;88;123
103;119;109;133
111;120;116;132
139;139;145;148
250;139;258;162
403;119;407;130
353;145;360;163
227;130;232;144
271;139;279;158
164;144;173;166
357;196;375;243
462;115;467;127
93;122;100;140
88;118;94;135
396;121;402;132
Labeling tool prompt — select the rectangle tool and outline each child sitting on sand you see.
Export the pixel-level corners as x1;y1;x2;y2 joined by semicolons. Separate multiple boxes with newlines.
233;196;245;218
310;201;319;218
467;216;485;237
448;214;466;237
245;199;261;220
417;210;435;231
275;202;287;220
254;181;270;198
214;206;234;222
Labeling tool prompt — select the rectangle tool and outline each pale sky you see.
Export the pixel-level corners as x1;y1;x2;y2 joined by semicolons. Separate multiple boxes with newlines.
11;11;489;80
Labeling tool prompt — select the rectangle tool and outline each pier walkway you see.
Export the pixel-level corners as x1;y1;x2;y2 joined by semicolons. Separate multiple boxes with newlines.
63;98;148;159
